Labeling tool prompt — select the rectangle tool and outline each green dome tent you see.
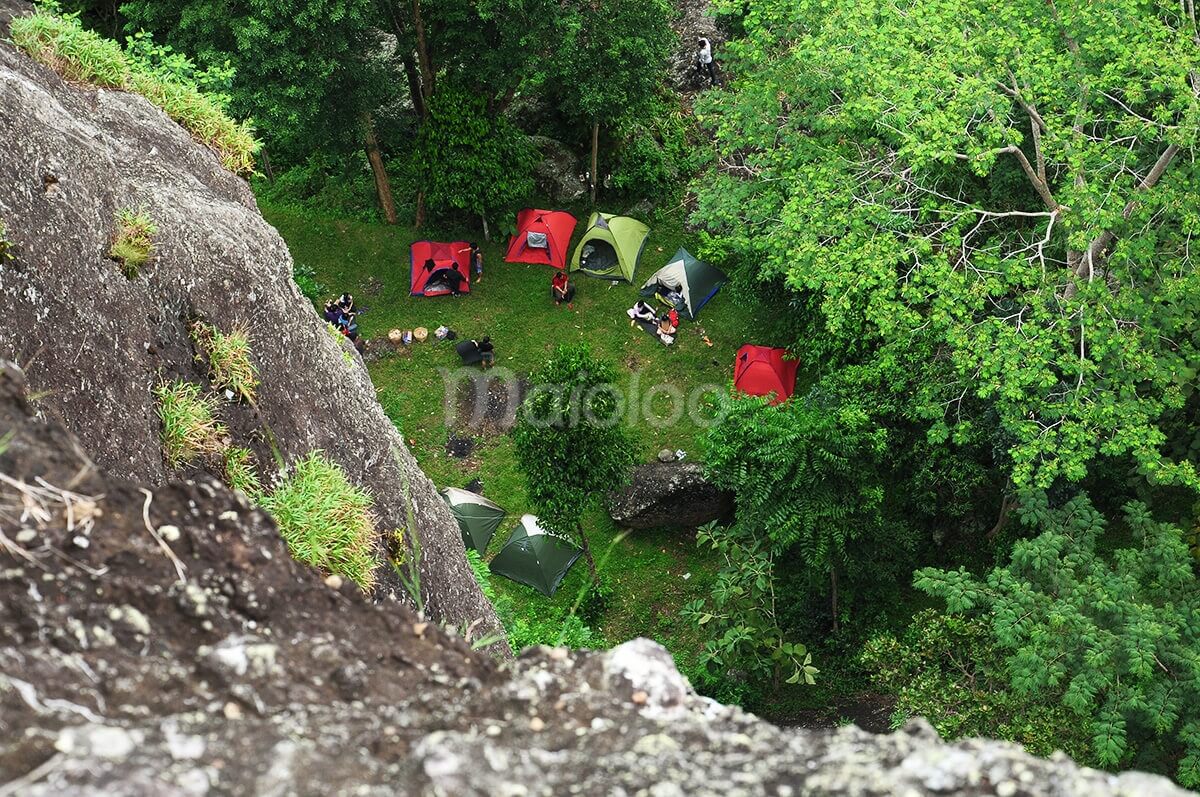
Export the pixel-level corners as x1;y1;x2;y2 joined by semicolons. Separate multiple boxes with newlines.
639;247;728;320
440;487;506;554
569;212;650;282
488;515;583;597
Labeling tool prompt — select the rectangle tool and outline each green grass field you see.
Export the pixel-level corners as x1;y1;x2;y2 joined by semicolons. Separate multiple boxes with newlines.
264;203;763;674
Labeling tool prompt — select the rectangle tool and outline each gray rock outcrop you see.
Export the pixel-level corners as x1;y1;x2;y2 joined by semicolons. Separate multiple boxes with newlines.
0;0;500;640
529;135;586;203
609;461;733;529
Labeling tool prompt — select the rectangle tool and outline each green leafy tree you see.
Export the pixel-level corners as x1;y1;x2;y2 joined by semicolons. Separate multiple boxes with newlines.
702;391;911;626
511;344;636;584
413;82;536;226
916;494;1200;785
861;609;1091;761
682;521;818;701
695;0;1200;493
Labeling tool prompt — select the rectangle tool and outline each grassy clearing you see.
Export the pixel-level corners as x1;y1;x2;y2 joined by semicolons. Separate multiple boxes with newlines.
10;9;257;174
109;208;157;277
191;321;260;402
260;451;379;592
263;202;773;672
154;379;226;469
222;446;263;500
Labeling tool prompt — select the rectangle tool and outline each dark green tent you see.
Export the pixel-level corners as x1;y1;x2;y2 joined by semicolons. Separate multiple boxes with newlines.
488;515;582;597
639;247;728;320
440;487;506;554
569;212;650;282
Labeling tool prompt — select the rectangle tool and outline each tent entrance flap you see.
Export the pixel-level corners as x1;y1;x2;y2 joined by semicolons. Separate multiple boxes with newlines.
579;240;619;275
526;231;548;249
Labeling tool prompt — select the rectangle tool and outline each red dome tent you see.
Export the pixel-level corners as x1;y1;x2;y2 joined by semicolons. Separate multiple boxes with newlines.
733;345;798;405
410;240;471;297
505;209;577;270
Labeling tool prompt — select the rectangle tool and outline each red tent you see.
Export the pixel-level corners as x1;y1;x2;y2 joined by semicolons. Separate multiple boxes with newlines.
411;240;471;297
505;209;577;270
733;345;798;405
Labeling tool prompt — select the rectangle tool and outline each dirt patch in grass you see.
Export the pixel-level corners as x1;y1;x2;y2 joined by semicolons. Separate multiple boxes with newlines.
454;374;528;436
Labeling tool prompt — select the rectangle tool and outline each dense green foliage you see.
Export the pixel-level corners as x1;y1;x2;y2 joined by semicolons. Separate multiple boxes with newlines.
512;344;637;580
154;380;227;469
695;0;1200;494
914;495;1200;785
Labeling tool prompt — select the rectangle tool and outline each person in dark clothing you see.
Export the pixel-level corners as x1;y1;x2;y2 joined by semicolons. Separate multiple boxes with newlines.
459;242;483;283
323;300;342;325
446;268;464;296
337;292;356;314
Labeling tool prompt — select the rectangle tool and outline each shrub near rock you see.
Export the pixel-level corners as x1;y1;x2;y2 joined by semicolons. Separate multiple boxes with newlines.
109;208;157;278
190;321;260;403
260;451;379;592
154;379;226;469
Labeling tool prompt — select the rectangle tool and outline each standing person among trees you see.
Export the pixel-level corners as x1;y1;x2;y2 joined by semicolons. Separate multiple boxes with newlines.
459;242;483;283
697;37;717;86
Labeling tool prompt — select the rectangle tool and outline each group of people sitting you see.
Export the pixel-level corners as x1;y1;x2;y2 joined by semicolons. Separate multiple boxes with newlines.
323;292;366;351
628;300;679;345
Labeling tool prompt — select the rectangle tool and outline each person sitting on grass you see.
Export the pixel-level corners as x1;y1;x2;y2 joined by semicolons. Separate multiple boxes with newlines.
337;292;356;314
657;308;679;345
627;299;656;325
456;336;495;368
323;299;342;325
551;271;574;307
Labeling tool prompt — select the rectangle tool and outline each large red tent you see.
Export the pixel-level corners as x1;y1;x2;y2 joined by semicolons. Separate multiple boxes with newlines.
410;240;471;297
505;209;577;270
733;345;798;405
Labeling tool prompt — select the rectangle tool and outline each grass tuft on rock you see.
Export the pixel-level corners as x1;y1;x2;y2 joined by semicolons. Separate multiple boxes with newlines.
109;209;157;277
222;446;263;500
154;380;227;469
260;452;379;592
10;9;257;174
191;321;260;402
0;220;13;262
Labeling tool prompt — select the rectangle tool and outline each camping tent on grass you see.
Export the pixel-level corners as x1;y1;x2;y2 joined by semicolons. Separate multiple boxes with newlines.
440;487;506;554
488;514;582;597
506;209;577;270
569;212;649;282
411;240;471;297
734;344;798;405
639;247;728;320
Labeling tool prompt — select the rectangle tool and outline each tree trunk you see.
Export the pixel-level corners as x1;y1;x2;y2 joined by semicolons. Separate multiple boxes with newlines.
260;148;275;183
590;120;599;204
402;55;427;120
364;116;397;225
413;0;435;106
830;567;839;632
577;522;599;587
415;191;426;229
480;214;490;242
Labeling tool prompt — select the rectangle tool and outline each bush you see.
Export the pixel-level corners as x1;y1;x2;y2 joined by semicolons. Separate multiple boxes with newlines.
154;380;226;469
222;446;262;500
292;263;325;304
108;209;157;277
190;321;260;403
253;153;387;222
11;8;257;174
260;451;379;592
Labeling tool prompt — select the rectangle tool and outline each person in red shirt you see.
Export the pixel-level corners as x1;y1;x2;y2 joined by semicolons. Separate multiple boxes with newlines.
551;271;574;307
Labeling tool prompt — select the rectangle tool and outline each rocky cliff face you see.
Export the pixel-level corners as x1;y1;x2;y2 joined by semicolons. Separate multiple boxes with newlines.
0;360;1189;795
0;0;500;639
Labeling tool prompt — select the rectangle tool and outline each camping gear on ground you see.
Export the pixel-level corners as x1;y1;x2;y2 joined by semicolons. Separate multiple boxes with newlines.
631;317;672;346
413;327;428;342
733;344;799;405
488;514;583;597
441;487;506;554
569;212;650;282
387;329;404;347
506;209;578;270
639;248;728;320
410;240;472;297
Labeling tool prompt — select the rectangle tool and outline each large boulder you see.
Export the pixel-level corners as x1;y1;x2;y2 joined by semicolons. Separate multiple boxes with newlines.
529;135;586;203
0;0;500;642
608;461;733;529
669;0;725;92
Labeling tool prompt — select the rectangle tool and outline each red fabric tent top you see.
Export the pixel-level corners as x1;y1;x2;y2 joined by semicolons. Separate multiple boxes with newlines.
410;240;471;296
505;209;577;270
733;344;799;405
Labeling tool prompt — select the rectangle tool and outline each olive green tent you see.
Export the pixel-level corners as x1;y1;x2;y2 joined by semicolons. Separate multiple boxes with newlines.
488;515;583;597
440;487;506;554
569;212;650;282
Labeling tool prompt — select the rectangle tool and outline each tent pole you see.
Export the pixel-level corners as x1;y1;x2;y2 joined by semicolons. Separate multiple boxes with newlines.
590;120;599;205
